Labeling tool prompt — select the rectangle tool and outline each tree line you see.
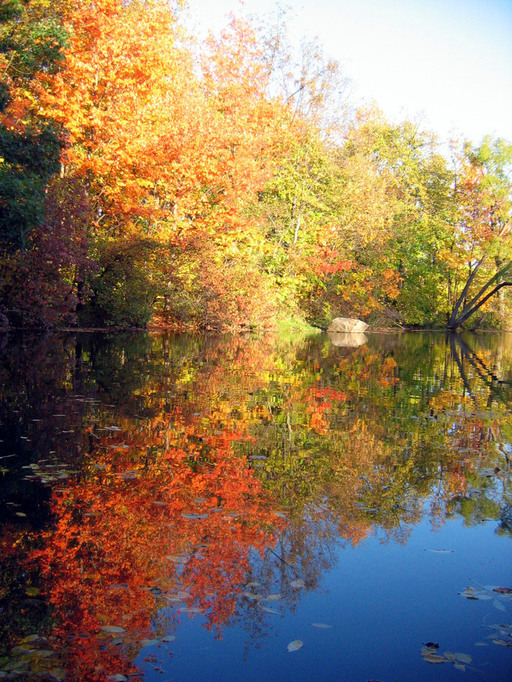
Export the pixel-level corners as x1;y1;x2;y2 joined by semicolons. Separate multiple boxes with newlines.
1;0;511;331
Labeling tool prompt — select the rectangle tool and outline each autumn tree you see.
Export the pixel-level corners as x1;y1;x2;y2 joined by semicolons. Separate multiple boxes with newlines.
446;137;512;329
0;0;67;252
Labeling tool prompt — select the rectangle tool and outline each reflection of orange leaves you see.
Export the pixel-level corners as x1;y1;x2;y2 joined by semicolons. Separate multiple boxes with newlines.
28;380;284;679
310;411;330;434
312;388;347;402
337;519;371;546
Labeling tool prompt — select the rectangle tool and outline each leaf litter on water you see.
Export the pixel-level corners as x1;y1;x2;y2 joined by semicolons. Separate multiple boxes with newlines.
421;644;472;668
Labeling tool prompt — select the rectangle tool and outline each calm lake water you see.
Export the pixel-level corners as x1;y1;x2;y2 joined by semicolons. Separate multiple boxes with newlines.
1;330;511;682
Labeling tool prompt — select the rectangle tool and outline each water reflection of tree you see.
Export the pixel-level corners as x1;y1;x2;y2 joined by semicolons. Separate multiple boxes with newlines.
1;331;511;679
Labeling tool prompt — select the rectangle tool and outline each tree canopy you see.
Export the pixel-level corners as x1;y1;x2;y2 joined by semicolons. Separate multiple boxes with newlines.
0;1;511;331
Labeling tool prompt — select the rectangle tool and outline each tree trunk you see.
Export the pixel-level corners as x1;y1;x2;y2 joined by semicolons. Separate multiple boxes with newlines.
447;260;512;329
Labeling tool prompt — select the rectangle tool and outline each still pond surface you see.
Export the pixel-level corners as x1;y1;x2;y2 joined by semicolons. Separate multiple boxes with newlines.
0;330;511;681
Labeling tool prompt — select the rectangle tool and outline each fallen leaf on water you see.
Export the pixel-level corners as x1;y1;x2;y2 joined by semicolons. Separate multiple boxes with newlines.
107;676;128;682
263;593;283;602
421;646;445;664
260;606;281;615
311;623;333;629
459;586;491;600
161;636;176;642
291;579;305;589
101;626;126;634
493;598;506;612
287;640;303;652
454;663;466;672
424;549;454;554
493;587;512;595
453;653;472;663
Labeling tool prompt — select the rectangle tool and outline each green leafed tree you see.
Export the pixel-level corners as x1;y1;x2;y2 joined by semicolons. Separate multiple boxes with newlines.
0;0;67;251
446;137;512;330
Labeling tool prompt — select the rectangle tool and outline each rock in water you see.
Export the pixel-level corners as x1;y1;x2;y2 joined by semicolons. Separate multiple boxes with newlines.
327;318;368;333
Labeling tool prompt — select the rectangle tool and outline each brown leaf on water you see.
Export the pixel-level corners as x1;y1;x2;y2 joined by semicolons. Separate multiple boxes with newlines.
421;646;446;664
493;587;512;594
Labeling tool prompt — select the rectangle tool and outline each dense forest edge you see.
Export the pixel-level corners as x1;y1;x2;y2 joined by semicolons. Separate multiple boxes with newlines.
1;0;511;333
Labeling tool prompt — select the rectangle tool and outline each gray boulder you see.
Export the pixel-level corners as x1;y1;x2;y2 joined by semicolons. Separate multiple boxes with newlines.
327;317;368;333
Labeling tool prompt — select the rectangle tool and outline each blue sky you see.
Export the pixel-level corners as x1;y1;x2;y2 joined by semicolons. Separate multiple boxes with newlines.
185;0;512;145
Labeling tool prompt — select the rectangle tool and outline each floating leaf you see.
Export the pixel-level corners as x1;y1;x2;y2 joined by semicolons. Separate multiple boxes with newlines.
453;653;472;663
263;593;283;602
260;605;280;614
493;587;512;595
107;676;128;682
290;579;305;589
161;635;176;642
459;586;490;600
421;646;445;664
25;587;39;597
493;598;506;612
181;513;209;519
424;549;454;554
287;640;303;652
101;626;126;634
454;663;466;672
311;623;333;629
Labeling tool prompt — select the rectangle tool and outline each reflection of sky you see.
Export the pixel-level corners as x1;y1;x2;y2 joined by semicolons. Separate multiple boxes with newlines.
185;0;512;145
137;518;512;681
